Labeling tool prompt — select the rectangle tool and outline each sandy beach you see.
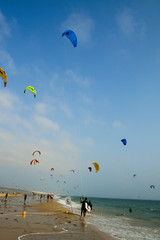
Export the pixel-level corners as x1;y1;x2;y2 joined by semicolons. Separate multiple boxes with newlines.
0;193;114;240
0;193;23;198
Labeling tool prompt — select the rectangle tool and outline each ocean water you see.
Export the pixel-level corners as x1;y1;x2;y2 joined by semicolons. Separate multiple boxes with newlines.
57;196;160;240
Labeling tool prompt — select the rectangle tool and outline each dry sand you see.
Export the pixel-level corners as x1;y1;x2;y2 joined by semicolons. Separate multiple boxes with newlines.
0;193;23;198
0;194;114;240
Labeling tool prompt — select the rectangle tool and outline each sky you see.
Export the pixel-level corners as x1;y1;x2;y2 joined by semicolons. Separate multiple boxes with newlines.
0;0;160;200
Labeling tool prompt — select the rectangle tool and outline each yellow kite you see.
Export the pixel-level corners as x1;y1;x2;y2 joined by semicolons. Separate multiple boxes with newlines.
0;68;8;87
93;162;100;173
24;86;37;98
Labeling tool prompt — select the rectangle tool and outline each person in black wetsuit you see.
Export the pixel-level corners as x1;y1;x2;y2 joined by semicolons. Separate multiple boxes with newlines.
88;200;93;211
80;197;89;219
24;194;27;203
5;193;8;200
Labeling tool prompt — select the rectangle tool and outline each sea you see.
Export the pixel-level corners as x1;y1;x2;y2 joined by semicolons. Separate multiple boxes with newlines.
57;195;160;240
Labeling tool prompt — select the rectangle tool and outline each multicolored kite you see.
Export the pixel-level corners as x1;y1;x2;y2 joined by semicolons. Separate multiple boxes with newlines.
0;67;8;87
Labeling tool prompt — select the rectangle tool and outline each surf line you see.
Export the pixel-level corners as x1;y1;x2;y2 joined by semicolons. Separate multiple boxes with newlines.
18;228;68;240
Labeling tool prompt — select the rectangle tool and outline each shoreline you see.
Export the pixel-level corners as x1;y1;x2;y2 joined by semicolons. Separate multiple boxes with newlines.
0;193;115;240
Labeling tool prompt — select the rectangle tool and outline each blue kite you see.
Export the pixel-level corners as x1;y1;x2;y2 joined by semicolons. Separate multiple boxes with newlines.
121;138;127;145
62;30;77;48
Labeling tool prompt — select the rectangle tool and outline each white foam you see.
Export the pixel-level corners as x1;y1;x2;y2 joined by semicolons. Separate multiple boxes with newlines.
61;197;160;240
87;213;160;240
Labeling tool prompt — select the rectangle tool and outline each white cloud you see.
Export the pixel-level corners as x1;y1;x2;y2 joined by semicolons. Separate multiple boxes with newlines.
0;121;80;172
112;120;125;129
0;89;81;175
51;73;59;81
0;112;79;172
84;137;94;147
59;102;73;118
61;13;94;43
0;90;33;131
49;73;65;96
0;111;32;132
116;8;147;38
35;102;47;115
0;128;14;141
66;70;90;87
117;9;137;36
34;115;60;132
0;50;16;73
13;115;33;130
0;10;11;40
79;92;93;105
0;89;18;110
49;73;59;88
60;139;79;154
83;113;106;126
0;11;16;73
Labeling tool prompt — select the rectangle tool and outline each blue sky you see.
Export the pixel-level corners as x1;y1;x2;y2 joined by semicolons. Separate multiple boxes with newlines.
0;0;160;200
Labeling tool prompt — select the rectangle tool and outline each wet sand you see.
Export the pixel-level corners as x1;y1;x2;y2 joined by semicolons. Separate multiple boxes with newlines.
0;194;114;240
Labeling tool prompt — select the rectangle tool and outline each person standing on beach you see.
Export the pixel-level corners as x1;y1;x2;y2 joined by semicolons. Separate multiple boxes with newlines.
88;200;93;211
40;194;43;201
24;194;27;203
80;197;89;220
5;193;8;200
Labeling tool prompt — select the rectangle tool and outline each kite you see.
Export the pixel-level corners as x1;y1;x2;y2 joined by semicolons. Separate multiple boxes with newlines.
70;169;75;172
32;150;41;156
24;86;37;98
30;159;39;165
133;174;137;178
62;30;77;48
150;185;155;189
93;162;100;173
51;168;54;171
0;68;8;87
40;178;44;180
88;167;92;172
121;139;127;145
